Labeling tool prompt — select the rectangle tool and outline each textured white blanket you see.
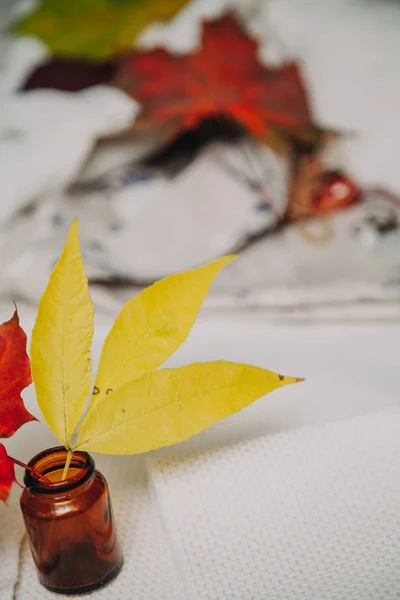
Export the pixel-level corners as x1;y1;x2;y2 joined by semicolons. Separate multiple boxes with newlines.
150;408;400;600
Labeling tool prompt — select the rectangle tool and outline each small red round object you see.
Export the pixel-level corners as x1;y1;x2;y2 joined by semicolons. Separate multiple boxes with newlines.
313;171;361;214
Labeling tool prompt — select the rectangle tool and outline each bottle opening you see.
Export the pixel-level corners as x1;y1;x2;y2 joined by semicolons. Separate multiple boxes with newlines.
24;446;95;493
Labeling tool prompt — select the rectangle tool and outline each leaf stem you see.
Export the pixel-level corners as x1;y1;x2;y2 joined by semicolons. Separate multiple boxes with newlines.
10;456;51;483
61;449;73;481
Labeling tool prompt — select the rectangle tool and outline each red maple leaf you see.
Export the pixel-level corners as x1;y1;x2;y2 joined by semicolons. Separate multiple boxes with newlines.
0;310;35;438
113;13;319;141
0;444;16;502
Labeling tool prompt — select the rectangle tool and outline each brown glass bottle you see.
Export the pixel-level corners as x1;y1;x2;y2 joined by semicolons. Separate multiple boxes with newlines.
20;447;123;595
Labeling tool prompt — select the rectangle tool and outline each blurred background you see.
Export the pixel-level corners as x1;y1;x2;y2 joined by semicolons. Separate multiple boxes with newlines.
0;0;399;323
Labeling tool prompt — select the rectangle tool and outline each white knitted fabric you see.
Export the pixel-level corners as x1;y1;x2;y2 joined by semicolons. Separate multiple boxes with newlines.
150;407;400;600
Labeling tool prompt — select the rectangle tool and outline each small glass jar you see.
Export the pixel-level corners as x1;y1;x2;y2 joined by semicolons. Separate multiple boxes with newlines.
20;447;123;595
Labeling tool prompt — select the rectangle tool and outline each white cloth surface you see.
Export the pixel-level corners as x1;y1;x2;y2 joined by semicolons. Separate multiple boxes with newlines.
150;407;400;600
1;318;400;599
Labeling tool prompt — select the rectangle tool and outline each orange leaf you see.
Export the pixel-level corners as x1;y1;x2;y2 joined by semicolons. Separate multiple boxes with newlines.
113;13;319;140
0;310;35;438
0;444;16;503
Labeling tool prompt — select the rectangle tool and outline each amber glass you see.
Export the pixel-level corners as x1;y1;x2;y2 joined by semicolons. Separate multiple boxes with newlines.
20;447;123;595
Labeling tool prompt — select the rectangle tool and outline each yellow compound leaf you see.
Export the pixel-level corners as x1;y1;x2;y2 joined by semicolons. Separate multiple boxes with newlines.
30;220;94;447
75;362;301;454
28;221;302;457
90;256;234;408
12;0;190;60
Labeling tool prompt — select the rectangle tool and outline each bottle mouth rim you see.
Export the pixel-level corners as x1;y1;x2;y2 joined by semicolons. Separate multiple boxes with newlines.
24;446;95;494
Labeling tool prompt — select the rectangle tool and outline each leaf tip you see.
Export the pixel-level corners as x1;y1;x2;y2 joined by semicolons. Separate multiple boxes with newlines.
277;373;305;386
69;217;79;235
223;253;238;264
211;254;237;272
62;217;82;258
11;301;19;321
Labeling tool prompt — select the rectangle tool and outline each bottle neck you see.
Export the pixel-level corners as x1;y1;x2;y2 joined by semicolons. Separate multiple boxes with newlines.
24;446;95;495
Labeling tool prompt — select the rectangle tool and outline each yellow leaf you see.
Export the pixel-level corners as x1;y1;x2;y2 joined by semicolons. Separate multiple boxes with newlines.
12;0;190;60
90;256;234;408
30;220;94;447
75;362;300;454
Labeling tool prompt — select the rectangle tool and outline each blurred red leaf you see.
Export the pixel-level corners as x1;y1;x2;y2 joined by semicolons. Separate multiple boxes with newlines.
0;311;35;439
113;13;319;140
0;444;16;503
21;57;117;92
